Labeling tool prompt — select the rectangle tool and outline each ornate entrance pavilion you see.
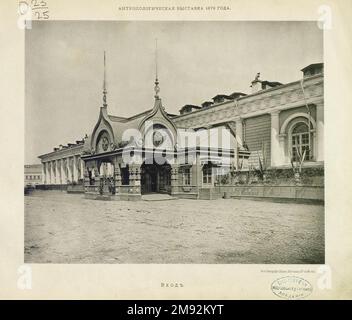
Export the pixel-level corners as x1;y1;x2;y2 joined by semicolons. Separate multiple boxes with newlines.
80;82;241;200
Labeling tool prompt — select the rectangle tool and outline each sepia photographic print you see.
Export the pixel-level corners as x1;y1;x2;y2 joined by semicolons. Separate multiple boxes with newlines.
24;20;325;265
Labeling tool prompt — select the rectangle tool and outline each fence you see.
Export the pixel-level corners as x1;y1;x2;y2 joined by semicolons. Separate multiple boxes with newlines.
199;185;324;203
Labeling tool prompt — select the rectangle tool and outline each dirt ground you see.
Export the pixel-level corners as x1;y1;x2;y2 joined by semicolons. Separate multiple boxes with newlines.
24;190;324;264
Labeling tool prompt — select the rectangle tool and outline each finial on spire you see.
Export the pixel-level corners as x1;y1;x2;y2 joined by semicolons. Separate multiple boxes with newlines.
102;51;107;108
154;38;160;98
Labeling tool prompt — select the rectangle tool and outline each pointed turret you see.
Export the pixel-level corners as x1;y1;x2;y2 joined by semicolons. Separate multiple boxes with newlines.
102;51;107;108
138;39;177;137
153;38;163;111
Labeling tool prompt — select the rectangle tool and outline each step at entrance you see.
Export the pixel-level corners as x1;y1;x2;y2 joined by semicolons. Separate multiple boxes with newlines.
142;193;178;201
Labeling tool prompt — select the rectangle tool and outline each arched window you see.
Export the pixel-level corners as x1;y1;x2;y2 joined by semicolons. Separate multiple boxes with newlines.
280;112;316;163
291;122;312;161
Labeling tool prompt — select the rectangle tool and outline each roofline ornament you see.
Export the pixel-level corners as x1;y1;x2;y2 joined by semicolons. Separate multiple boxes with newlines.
102;51;107;108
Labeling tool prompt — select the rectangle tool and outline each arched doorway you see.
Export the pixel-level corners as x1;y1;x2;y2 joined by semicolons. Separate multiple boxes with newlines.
98;160;115;195
141;160;171;194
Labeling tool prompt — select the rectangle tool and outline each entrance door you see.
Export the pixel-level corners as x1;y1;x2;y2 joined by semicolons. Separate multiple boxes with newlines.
98;161;115;195
141;161;170;194
141;165;156;194
143;170;157;193
157;165;171;193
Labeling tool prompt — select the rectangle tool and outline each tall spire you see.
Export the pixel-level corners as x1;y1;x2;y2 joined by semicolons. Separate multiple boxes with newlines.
154;38;160;99
102;51;107;108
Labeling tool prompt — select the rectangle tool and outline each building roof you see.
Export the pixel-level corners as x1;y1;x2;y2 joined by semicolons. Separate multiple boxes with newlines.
108;110;149;123
108;115;128;122
39;139;85;158
229;92;247;99
201;101;213;108
261;80;282;87
301;63;324;72
179;104;201;112
173;72;323;119
212;94;233;101
108;109;177;123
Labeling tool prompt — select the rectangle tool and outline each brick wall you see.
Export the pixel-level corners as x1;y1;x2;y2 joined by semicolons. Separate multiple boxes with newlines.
243;114;271;168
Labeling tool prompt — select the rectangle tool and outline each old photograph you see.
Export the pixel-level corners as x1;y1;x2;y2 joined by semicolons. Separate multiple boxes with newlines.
24;21;324;264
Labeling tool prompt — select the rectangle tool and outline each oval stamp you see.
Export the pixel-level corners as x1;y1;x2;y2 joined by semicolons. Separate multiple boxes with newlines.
271;276;313;300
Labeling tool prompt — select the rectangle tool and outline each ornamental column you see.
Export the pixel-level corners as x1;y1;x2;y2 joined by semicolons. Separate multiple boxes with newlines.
51;160;55;184
73;156;78;182
170;164;179;196
42;162;46;184
270;110;284;167
54;160;58;184
50;161;54;184
316;103;324;162
61;159;67;184
67;157;72;183
195;153;202;188
83;164;90;192
47;162;51;184
56;160;60;184
55;160;59;184
80;158;84;179
114;163;121;195
52;160;55;184
58;159;62;184
128;165;141;200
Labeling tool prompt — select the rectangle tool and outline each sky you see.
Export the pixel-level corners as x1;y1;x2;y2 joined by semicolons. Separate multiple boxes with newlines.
25;21;323;164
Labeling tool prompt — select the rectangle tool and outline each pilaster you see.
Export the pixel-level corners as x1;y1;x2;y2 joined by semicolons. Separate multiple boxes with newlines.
170;164;179;196
316;103;324;161
270;110;285;167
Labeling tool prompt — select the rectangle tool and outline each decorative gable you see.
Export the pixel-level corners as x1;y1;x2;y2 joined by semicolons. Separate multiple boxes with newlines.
138;97;177;149
90;107;116;154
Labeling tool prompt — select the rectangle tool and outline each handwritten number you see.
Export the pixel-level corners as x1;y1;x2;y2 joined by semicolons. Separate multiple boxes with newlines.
42;10;49;19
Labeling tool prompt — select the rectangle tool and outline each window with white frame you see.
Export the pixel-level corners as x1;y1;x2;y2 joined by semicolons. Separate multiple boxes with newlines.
183;167;191;185
291;122;312;161
202;164;212;185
